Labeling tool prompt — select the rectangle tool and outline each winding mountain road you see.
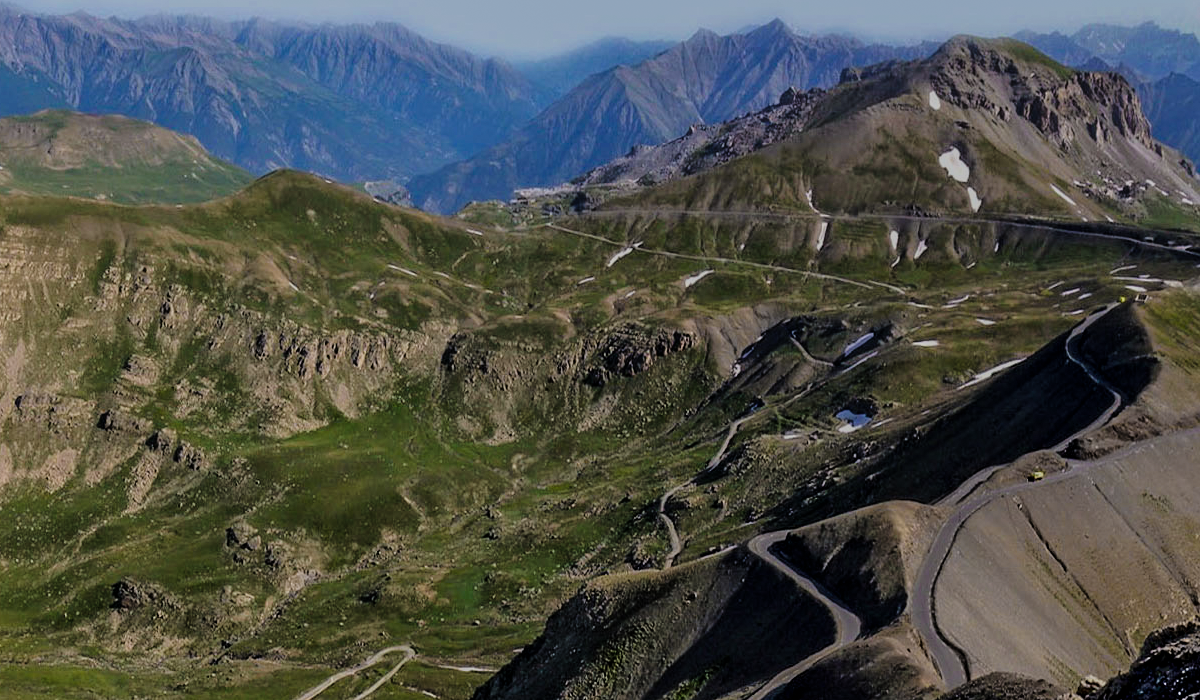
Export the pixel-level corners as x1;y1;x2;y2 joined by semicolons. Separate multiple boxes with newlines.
293;645;416;700
657;485;685;567
746;531;863;699
544;223;879;291
588;209;1200;262
652;338;880;695
730;303;1125;695
659;413;756;568
639;245;1135;694
912;303;1126;688
658;325;889;571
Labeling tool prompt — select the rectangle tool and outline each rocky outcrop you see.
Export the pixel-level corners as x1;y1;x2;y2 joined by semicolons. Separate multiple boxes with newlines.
225;521;263;564
1091;621;1200;700
363;180;414;208
436;319;704;444
929;37;1156;151
583;326;696;387
111;577;177;613
12;393;91;434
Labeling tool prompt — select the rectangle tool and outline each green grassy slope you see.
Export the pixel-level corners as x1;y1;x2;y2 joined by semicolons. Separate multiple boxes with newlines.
0;110;252;204
1;174;1198;698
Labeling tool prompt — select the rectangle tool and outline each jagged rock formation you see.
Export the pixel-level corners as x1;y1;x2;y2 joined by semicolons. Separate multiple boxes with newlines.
1092;621;1200;699
1016;23;1200;164
571;87;824;189
618;36;1199;221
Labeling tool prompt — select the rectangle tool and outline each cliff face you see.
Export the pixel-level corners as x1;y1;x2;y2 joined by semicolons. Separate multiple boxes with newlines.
927;38;1156;151
1093;621;1200;700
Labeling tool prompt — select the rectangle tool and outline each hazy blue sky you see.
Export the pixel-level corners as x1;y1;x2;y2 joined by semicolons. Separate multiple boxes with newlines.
22;0;1200;59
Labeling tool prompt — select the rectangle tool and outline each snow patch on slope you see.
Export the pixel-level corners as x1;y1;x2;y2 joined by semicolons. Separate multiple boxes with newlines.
1050;183;1077;207
684;270;714;288
607;242;643;268
959;358;1025;390
842;332;875;358
938;148;970;183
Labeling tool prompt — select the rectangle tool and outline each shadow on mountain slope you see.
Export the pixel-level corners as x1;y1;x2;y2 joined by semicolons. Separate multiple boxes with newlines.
472;548;836;700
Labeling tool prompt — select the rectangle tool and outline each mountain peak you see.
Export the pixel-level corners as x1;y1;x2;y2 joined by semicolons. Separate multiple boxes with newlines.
929;35;1076;80
585;31;1195;220
754;18;792;35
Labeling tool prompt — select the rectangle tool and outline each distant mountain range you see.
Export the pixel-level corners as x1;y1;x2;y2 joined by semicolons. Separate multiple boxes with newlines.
1138;73;1200;166
0;6;545;181
515;37;676;103
1017;22;1200;82
408;21;938;213
0;7;1196;214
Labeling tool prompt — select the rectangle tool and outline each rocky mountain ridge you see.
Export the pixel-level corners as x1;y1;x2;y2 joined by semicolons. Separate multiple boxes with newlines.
407;20;937;213
571;85;825;190
1017;24;1200;163
610;36;1199;224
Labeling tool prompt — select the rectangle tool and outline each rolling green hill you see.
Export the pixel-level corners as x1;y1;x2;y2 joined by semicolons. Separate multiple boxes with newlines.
1;165;1199;698
0;111;253;204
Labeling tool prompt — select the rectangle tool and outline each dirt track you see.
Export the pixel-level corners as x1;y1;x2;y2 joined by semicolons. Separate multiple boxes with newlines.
293;645;416;700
